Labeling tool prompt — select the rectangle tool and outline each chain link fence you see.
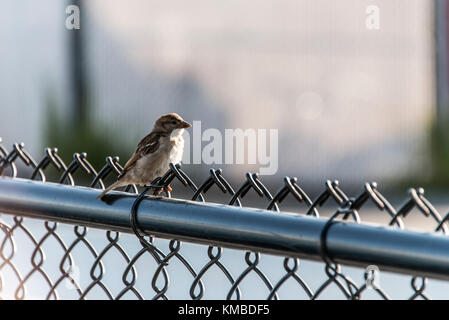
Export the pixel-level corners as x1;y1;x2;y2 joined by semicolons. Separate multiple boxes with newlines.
1;138;449;299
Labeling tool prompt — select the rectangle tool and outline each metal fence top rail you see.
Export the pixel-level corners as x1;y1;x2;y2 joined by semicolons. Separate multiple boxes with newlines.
1;177;449;281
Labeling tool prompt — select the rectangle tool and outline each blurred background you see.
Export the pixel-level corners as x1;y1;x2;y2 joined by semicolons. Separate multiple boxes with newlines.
5;0;449;300
0;0;446;194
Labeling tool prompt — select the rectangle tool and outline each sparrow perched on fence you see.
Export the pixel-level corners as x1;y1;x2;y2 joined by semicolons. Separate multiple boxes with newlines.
96;113;191;199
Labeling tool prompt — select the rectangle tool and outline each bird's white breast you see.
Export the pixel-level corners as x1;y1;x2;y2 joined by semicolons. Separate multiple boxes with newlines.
131;133;185;185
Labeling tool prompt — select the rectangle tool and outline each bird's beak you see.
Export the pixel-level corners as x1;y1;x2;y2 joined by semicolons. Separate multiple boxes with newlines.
180;121;192;128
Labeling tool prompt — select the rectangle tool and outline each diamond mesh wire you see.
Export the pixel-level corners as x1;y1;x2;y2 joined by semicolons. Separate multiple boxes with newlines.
1;138;449;300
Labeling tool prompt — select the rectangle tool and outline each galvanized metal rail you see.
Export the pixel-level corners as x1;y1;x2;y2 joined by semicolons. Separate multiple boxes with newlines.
1;177;449;281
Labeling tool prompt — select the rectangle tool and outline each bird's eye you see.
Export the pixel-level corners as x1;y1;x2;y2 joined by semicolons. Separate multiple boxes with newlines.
171;121;177;125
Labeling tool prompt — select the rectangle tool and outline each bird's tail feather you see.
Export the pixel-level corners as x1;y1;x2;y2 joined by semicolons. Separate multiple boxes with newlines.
96;181;123;199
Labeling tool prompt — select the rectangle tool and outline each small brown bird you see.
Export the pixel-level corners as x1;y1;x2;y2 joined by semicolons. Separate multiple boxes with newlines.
96;113;191;199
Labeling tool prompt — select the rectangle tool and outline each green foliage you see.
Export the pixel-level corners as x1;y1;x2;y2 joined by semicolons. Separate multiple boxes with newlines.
392;118;449;194
42;97;131;183
429;118;449;188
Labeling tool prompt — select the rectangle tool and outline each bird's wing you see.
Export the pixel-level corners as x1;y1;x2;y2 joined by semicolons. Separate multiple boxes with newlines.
118;131;165;180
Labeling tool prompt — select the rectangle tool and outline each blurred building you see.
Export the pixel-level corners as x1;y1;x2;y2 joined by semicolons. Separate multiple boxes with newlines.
0;0;435;188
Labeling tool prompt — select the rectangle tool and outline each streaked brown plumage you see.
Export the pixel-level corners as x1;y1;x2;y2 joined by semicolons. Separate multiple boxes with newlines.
97;113;191;199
